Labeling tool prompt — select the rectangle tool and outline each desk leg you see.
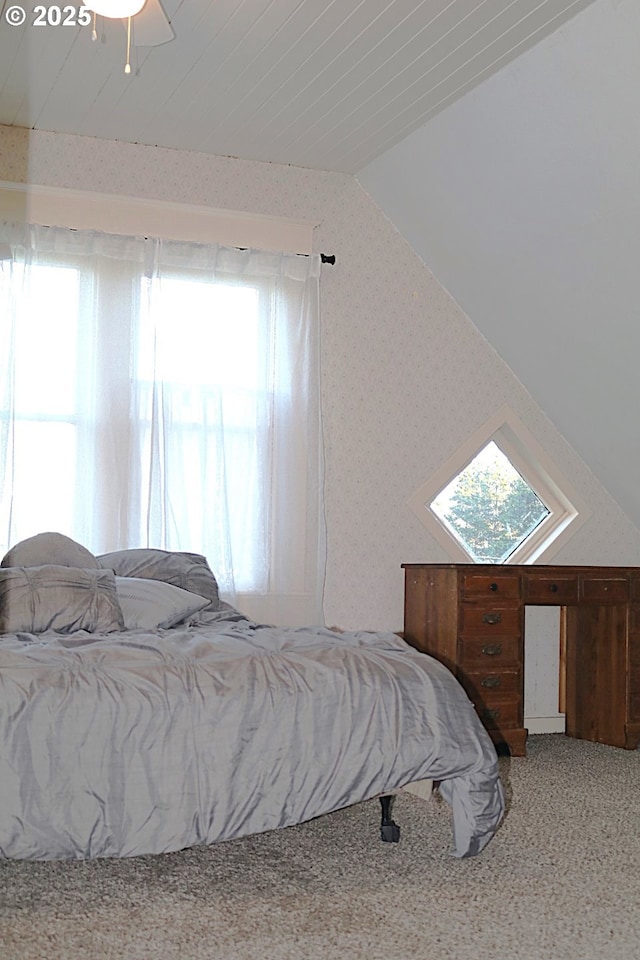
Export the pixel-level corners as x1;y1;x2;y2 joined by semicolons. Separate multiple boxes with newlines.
559;607;567;716
565;604;629;749
624;723;640;750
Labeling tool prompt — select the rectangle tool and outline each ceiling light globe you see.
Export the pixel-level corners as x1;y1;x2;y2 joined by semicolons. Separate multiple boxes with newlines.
85;0;146;18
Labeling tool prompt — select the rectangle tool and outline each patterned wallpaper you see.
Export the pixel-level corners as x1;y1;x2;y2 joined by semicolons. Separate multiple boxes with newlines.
1;124;638;642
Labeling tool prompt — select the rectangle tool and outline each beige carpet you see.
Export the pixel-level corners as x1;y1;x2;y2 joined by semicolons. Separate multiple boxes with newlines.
2;735;640;960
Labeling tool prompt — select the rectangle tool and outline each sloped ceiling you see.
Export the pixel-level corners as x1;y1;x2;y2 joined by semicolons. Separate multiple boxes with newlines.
358;0;640;530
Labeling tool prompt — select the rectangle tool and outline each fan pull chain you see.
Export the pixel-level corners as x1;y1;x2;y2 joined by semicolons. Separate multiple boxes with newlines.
125;16;132;74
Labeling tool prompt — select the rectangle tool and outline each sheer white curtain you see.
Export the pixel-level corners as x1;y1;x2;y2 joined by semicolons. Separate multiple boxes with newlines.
0;222;326;625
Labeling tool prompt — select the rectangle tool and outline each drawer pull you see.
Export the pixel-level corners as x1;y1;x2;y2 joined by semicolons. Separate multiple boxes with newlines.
481;643;502;657
489;582;498;591
550;583;558;593
483;708;501;720
482;612;502;625
481;675;502;688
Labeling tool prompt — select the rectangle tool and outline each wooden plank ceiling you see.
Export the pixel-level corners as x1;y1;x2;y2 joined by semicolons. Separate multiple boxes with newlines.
0;0;594;173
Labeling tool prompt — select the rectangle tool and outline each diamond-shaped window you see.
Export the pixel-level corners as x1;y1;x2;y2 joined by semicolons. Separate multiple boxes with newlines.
407;407;588;564
430;441;550;563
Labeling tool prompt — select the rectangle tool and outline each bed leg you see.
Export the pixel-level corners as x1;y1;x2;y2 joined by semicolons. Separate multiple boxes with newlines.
379;795;400;843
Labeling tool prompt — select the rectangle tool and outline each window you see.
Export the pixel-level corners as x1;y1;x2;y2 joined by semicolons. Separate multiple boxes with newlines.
431;440;551;563
407;407;589;564
0;261;84;539
134;273;268;590
0;224;324;623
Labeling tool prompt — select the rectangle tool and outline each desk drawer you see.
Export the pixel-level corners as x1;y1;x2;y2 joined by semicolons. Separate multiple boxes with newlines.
581;578;628;602
458;636;521;668
476;699;520;730
459;604;521;636
523;575;579;603
462;669;521;701
461;574;520;599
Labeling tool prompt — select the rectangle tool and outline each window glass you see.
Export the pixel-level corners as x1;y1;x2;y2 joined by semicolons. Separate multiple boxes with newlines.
137;277;260;390
1;264;80;538
12;264;79;416
430;441;550;562
134;275;266;588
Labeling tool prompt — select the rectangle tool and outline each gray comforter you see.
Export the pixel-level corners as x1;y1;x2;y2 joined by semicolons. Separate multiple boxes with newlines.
0;612;504;860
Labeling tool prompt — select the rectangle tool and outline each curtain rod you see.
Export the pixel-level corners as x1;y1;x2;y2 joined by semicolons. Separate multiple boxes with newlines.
237;247;335;264
24;225;337;264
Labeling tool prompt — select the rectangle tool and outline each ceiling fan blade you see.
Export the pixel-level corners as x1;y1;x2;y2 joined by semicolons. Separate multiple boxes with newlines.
132;0;174;46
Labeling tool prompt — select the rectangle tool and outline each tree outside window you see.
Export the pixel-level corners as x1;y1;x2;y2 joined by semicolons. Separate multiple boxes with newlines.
431;441;550;563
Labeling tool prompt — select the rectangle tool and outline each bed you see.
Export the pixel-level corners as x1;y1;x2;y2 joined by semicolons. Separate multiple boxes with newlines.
0;533;505;861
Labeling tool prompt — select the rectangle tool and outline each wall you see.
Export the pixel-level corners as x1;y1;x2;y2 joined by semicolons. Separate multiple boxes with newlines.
356;0;640;532
1;124;638;725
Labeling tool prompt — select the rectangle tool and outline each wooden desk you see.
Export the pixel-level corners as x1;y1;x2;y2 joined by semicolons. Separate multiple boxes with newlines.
402;563;640;756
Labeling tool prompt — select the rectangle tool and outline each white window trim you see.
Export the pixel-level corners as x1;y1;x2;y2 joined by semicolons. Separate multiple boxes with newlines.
407;405;591;564
0;181;317;254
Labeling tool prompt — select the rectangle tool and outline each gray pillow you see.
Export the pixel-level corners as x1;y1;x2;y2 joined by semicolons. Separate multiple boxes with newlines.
98;548;220;611
0;565;124;634
115;577;210;630
1;532;100;570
